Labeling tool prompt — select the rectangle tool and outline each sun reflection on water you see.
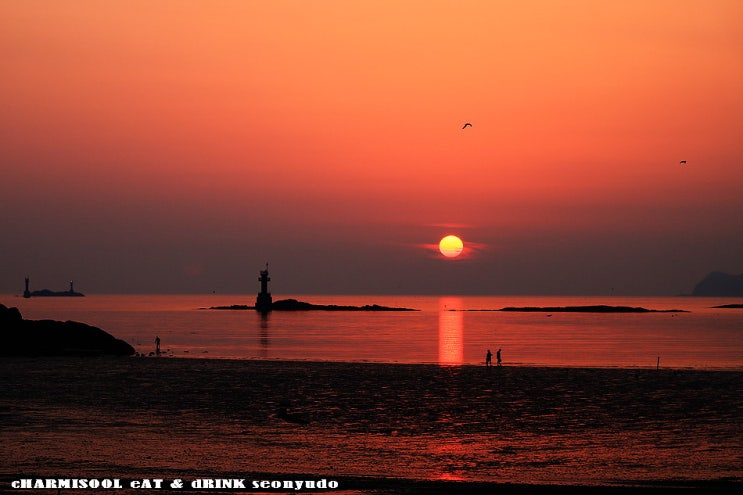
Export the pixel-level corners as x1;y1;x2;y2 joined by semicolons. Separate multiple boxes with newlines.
438;297;463;365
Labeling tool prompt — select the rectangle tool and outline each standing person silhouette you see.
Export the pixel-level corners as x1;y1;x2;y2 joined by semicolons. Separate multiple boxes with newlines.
155;336;161;356
496;348;502;366
486;349;492;367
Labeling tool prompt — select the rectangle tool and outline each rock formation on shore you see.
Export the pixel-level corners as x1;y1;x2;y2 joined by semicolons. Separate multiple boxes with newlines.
0;304;134;356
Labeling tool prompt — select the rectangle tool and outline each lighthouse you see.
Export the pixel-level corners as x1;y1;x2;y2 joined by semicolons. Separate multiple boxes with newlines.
255;264;273;313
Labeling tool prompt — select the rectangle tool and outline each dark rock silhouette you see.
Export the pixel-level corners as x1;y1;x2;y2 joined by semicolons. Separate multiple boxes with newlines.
463;305;686;313
1;304;23;322
276;399;310;425
271;299;418;311
0;304;134;356
210;299;417;312
692;272;743;297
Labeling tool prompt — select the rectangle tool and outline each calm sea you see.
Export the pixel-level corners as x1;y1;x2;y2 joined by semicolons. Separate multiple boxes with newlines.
6;294;742;369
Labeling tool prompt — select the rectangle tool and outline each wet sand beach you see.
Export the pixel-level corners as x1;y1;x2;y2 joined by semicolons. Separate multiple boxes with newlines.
1;357;741;494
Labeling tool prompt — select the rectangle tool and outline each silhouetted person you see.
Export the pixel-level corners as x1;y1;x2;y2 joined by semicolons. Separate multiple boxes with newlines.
485;349;492;367
155;336;161;356
496;348;502;366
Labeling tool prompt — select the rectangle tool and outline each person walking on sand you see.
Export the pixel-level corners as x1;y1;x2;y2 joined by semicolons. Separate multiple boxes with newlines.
486;349;492;367
155;336;161;356
496;348;502;366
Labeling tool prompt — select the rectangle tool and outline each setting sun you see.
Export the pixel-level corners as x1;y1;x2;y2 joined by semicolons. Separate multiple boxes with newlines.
439;235;464;258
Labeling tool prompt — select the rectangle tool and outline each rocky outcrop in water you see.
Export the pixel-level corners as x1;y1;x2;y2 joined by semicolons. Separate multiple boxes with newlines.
0;303;134;356
494;305;685;313
209;299;418;311
270;299;418;311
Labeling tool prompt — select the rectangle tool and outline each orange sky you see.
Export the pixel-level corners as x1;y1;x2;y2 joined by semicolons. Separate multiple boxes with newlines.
1;1;742;294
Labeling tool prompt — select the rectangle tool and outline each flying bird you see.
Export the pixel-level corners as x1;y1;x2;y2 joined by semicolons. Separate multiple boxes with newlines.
462;122;472;129
679;160;687;165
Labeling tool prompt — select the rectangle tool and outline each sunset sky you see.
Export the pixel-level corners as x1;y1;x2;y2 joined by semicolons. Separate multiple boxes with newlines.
2;0;742;295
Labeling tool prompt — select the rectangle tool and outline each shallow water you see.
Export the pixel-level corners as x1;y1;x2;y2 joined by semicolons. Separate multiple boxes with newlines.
5;294;743;369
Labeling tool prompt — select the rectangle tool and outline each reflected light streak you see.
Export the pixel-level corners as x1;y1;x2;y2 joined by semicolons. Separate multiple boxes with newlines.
258;312;270;358
438;297;463;365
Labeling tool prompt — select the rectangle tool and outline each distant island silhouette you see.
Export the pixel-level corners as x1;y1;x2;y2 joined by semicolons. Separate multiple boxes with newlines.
1;303;133;356
691;271;743;297
459;305;686;313
210;298;418;312
22;278;84;298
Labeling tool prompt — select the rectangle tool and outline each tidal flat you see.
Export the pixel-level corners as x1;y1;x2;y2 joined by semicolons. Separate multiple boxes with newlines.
1;357;741;494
